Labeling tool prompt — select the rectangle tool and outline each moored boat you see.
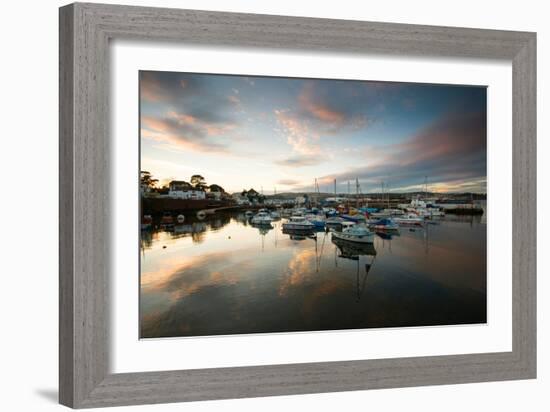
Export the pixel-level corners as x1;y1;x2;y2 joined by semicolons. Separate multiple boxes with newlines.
326;216;346;227
368;218;399;231
282;216;315;231
305;214;326;229
331;223;374;244
393;213;424;226
332;236;377;259
251;211;273;225
341;213;367;223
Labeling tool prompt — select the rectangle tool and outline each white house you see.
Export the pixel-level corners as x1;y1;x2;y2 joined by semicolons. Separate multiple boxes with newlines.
168;180;206;200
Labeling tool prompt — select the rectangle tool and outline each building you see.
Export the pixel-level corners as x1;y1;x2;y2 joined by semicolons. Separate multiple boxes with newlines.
168;180;206;200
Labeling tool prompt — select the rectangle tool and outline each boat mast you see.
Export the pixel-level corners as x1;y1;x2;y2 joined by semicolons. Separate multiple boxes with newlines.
424;176;428;198
355;178;359;209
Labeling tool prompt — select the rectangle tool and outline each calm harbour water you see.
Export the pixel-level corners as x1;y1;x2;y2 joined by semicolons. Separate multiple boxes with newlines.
140;209;487;339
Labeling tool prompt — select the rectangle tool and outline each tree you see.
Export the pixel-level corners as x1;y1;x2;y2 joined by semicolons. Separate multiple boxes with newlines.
190;174;207;190
140;171;158;189
209;184;225;193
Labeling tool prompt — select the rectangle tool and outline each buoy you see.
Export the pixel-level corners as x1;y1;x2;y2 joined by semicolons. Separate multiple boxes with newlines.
177;214;185;224
162;245;167;249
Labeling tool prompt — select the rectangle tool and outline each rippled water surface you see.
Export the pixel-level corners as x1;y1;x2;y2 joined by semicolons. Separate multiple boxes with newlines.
140;210;486;338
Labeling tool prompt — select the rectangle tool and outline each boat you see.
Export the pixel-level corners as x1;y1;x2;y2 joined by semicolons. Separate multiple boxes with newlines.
323;207;338;217
393;213;424;226
176;214;185;224
244;210;254;217
425;207;445;217
332;236;377;259
251;211;273;225
325;216;346;227
400;196;445;218
369;211;391;218
368;218;399;231
331;223;374;244
282;216;315;231
340;221;356;229
382;208;404;216
281;208;293;217
270;210;281;220
341;213;367;223
305;214;326;229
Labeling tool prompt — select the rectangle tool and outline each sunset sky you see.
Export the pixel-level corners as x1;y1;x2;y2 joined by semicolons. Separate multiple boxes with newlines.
140;71;487;195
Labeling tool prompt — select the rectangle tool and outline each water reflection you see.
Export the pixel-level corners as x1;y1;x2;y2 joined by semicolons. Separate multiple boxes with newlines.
140;210;486;338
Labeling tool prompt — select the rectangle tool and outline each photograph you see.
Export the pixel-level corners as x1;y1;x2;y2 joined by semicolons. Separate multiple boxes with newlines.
139;70;487;339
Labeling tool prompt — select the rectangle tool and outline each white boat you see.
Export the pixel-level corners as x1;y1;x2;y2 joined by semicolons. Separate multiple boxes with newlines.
270;210;281;219
282;216;315;230
369;211;391;218
426;208;445;217
331;224;374;244
393;213;424;225
401;196;444;218
245;210;254;217
381;208;404;216
251;211;273;225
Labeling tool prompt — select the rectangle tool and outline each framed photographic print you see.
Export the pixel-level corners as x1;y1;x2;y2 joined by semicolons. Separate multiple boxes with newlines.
59;2;536;408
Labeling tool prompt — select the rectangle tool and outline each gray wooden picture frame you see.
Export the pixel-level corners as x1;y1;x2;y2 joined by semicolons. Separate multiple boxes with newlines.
59;2;536;408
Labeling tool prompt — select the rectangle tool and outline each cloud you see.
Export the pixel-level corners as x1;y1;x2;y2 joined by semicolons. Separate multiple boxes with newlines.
298;82;346;125
140;71;204;103
140;72;244;153
273;80;380;168
296;80;374;133
277;179;301;186
321;110;487;192
272;109;328;167
141;111;235;153
275;155;325;167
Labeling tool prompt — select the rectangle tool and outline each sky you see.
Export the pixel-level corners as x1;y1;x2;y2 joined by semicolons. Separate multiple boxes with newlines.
140;71;487;195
